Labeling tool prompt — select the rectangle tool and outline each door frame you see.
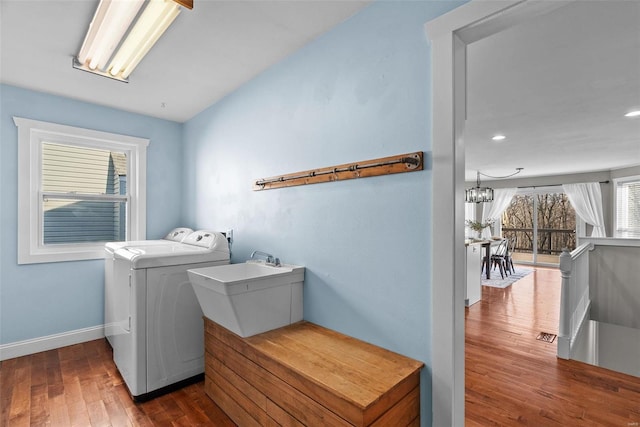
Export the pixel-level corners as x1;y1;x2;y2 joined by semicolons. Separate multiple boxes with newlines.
425;1;576;425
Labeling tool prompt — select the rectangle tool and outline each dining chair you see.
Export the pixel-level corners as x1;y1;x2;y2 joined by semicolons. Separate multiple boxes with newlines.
490;239;509;279
504;237;516;274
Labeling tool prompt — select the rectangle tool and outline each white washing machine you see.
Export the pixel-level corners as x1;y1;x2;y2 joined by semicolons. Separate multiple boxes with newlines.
108;230;230;400
104;227;193;345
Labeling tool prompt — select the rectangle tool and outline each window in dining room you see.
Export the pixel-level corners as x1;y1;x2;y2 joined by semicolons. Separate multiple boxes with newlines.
501;192;576;265
614;176;640;238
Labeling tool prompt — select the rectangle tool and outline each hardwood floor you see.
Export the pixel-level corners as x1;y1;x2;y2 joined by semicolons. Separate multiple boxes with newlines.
2;268;639;426
0;339;235;426
466;266;640;426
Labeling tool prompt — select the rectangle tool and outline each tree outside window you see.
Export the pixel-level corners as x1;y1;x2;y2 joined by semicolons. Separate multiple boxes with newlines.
502;192;576;264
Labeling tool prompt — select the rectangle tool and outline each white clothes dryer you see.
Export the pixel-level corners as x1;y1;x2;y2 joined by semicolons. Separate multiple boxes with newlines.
104;227;193;345
108;230;229;400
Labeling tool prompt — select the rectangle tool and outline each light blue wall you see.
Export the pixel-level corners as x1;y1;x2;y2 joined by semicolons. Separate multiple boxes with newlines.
0;84;183;344
183;2;464;424
0;1;466;424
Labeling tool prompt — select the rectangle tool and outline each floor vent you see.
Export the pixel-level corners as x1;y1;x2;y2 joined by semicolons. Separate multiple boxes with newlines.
536;332;557;343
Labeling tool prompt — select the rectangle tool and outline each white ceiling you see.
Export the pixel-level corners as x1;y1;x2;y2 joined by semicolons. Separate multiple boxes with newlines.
465;1;640;181
0;0;371;123
1;1;638;180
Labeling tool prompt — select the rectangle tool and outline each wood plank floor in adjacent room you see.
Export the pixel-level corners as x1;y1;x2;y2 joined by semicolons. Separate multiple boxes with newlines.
466;266;640;426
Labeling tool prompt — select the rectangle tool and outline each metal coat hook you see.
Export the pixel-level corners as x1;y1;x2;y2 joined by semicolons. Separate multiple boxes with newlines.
253;151;423;191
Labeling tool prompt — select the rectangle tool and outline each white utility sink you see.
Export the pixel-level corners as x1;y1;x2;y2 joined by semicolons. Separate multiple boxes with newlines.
188;261;305;337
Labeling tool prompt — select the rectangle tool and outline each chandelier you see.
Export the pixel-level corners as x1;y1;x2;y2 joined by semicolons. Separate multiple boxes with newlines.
465;168;523;203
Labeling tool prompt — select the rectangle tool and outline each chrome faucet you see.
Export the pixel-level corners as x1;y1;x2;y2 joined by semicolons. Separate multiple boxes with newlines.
250;250;281;266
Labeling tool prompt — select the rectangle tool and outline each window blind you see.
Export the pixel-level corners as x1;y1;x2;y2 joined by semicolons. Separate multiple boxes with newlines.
616;178;640;238
42;142;128;244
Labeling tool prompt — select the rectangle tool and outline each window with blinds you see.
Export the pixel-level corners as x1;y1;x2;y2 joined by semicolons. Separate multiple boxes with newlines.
615;177;640;238
15;116;149;264
41;142;128;244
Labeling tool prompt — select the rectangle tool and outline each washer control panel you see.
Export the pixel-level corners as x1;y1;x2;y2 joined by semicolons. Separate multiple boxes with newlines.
182;230;223;249
164;227;194;242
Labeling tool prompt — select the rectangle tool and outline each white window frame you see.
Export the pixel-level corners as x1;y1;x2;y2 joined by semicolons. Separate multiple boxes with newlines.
512;186;578;265
613;175;640;238
14;117;149;264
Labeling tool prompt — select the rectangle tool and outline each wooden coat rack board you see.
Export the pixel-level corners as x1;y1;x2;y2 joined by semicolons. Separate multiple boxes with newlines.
253;151;423;191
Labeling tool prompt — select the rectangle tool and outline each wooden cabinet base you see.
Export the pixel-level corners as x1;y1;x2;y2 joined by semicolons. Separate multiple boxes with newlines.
204;319;423;427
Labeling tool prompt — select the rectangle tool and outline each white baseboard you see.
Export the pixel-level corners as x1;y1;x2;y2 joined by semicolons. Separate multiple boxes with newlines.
0;325;105;361
557;335;570;359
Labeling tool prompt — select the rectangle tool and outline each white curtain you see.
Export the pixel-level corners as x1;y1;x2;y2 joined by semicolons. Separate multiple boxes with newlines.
481;188;518;238
562;182;606;237
464;202;475;238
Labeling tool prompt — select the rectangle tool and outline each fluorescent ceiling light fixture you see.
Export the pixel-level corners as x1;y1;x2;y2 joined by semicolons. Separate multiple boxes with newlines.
491;134;506;141
73;0;192;82
624;110;640;118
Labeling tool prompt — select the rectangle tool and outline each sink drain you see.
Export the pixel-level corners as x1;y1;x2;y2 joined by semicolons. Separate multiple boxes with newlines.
536;332;557;343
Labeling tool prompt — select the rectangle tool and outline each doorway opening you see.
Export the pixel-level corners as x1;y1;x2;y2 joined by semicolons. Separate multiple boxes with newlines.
427;1;574;425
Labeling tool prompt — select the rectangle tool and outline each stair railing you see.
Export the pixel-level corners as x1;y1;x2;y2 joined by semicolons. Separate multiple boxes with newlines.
557;242;594;359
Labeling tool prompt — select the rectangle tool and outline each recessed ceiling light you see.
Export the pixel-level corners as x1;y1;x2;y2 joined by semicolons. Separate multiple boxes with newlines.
624;110;640;117
491;135;506;141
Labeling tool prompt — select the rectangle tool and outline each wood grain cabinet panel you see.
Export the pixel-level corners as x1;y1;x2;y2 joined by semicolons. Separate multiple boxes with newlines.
204;319;423;427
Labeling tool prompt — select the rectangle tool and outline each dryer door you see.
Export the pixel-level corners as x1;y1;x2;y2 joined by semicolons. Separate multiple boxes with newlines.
145;262;215;392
